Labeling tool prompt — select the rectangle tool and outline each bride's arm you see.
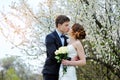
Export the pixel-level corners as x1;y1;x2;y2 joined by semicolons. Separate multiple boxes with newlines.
62;41;86;66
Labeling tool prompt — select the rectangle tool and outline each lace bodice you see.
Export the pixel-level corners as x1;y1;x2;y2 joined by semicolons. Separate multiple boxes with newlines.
67;45;77;58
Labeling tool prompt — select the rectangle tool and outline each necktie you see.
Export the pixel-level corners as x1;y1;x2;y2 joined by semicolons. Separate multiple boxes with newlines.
61;34;65;38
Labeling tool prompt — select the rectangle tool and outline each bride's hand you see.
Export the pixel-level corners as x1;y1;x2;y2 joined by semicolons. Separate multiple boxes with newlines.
61;59;69;66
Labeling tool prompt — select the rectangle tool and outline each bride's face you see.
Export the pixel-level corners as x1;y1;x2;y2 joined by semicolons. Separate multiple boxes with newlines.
67;28;72;36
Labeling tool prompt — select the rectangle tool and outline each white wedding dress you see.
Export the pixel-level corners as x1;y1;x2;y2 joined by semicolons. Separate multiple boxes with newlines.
59;45;77;80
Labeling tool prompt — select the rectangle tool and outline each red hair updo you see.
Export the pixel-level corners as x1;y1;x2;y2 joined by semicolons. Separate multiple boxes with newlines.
71;23;86;40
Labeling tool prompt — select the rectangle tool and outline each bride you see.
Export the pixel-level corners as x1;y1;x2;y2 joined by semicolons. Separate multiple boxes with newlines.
59;23;86;80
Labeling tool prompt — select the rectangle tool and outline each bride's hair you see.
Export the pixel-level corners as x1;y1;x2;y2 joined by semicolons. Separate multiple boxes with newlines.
71;23;86;40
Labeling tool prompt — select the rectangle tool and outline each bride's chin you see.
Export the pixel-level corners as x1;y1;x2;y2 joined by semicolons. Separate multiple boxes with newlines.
67;32;71;36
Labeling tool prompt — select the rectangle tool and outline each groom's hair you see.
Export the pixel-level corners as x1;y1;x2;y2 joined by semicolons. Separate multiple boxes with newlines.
55;15;70;28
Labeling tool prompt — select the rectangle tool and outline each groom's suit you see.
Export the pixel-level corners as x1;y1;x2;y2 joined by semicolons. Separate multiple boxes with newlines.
42;30;68;80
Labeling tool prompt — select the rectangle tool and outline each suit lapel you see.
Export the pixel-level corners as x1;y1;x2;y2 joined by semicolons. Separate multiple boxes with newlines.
53;31;62;47
64;36;68;46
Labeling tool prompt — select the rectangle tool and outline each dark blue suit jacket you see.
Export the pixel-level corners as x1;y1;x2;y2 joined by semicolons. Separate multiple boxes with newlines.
42;30;68;75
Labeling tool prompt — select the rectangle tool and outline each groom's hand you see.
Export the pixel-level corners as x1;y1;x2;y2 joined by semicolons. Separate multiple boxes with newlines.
67;57;71;61
71;56;79;61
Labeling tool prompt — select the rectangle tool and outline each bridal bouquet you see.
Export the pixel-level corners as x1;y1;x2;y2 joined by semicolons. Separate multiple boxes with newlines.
55;46;68;74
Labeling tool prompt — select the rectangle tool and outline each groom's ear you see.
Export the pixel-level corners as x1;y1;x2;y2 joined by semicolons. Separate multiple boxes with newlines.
58;24;62;28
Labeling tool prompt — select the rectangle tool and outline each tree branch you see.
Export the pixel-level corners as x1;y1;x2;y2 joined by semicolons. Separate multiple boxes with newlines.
86;57;120;78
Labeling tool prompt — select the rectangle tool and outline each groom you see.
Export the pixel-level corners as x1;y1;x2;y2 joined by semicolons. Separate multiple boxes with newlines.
42;15;70;80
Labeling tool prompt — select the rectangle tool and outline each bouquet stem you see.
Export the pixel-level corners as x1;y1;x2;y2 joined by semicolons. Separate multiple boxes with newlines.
63;65;67;75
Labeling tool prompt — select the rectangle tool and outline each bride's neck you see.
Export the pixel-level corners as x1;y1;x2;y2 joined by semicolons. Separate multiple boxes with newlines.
69;36;77;44
69;35;76;40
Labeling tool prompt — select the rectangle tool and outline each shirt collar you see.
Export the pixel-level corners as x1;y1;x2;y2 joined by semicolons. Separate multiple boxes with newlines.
56;29;63;38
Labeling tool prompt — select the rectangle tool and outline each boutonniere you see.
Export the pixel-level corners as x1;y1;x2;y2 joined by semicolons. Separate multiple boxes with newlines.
67;39;70;44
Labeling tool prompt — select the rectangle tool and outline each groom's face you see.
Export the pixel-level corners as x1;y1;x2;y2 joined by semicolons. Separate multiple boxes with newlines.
58;21;70;34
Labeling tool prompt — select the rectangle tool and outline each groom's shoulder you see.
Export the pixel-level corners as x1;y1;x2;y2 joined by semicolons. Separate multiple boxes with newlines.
46;31;56;38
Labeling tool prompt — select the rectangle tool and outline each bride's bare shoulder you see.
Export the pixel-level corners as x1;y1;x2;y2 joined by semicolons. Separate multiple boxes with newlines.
76;40;81;44
75;40;82;47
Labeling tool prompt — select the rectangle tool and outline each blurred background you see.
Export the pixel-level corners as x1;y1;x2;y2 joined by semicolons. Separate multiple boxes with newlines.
0;0;120;80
